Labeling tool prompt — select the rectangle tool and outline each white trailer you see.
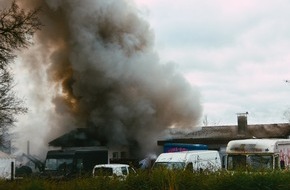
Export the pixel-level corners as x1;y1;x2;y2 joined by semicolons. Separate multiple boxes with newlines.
153;150;222;172
226;139;290;171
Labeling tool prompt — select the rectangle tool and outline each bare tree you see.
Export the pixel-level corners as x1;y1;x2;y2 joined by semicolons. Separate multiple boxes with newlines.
0;68;27;125
0;1;41;68
0;1;41;130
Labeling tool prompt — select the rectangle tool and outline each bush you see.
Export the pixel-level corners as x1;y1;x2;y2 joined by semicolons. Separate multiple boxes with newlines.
2;170;290;190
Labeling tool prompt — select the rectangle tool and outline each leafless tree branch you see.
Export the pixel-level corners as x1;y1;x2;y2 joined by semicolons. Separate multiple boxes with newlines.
0;1;41;144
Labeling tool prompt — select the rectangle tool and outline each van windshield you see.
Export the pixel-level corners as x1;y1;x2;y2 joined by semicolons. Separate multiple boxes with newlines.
153;162;185;170
227;155;273;171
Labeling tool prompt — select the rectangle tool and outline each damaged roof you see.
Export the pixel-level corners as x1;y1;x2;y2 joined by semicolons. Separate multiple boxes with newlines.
48;128;105;147
158;123;290;146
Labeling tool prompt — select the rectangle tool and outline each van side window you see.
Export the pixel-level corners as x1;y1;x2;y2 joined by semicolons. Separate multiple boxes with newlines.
121;167;128;175
185;163;193;172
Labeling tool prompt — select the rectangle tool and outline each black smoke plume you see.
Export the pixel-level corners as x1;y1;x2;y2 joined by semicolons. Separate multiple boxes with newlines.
13;0;202;157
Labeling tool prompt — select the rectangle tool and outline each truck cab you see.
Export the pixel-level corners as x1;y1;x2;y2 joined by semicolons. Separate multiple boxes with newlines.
226;139;290;171
42;147;108;178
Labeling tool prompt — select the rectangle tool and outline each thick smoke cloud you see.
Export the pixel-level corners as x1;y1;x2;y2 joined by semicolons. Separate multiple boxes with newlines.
13;0;202;157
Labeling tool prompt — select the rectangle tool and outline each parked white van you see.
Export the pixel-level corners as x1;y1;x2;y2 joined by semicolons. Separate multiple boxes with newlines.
153;150;221;172
92;164;136;179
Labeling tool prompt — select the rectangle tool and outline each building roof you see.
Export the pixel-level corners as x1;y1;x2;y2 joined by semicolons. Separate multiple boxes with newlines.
48;128;105;147
158;123;290;147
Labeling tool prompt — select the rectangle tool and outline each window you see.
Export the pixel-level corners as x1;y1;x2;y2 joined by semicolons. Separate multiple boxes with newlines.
185;163;193;172
247;155;273;170
45;158;73;171
121;167;128;175
227;155;247;170
153;162;185;170
112;152;119;159
94;167;113;176
121;151;126;158
227;154;273;171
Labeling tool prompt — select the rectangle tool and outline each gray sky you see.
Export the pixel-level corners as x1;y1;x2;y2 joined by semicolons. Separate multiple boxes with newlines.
135;0;290;125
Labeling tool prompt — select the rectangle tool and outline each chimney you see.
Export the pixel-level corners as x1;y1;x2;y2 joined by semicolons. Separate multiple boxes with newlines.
237;112;248;136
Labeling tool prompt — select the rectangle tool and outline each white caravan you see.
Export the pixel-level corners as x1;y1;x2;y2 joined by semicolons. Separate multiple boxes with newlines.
226;139;290;171
153;150;221;172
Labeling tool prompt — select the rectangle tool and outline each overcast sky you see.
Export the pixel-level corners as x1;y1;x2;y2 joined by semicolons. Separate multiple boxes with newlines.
134;0;290;125
9;0;290;156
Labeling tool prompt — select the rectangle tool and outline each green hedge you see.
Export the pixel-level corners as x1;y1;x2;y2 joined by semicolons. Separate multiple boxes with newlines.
1;170;290;190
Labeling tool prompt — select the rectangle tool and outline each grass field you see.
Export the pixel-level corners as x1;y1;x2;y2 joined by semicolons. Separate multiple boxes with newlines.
2;169;290;190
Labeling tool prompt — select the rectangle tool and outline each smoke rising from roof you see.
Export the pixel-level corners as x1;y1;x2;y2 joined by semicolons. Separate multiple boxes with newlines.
13;0;202;157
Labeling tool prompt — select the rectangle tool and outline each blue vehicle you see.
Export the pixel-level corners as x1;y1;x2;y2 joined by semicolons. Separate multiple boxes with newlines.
163;143;208;153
